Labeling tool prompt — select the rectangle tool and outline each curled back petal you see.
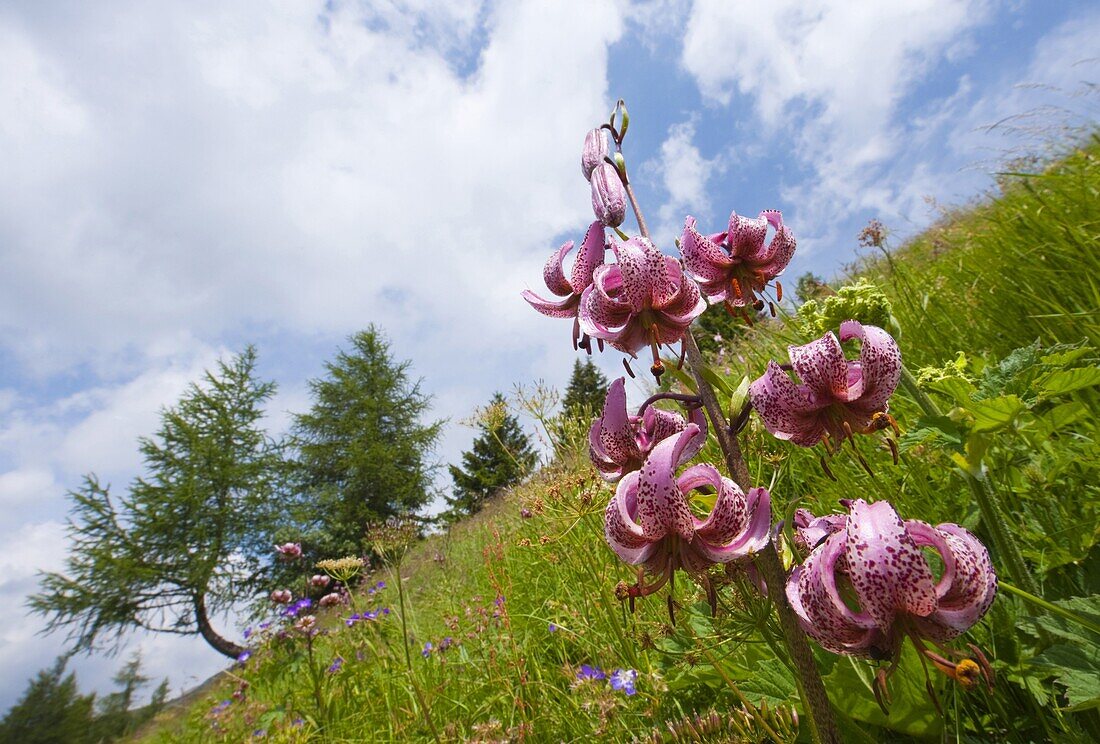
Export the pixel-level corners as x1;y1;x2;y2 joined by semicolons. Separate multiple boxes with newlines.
521;290;580;319
693;479;772;561
543;241;574;297
680;216;733;290
838;321;902;414
918;524;997;641
570;221;606;292
652;255;684;309
594;378;642;470
588;418;625;481
845;500;937;630
635;425;699;541
749;362;827;446
753;210;796;278
727;211;769;261
787;534;880;655
640;406;687;450
788;332;850;402
578;276;632;339
604;473;657;565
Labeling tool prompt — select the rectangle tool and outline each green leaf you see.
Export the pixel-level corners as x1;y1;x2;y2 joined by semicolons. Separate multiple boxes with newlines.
698;364;734;396
1033;401;1088;437
1026;644;1100;710
968;395;1024;433
925;377;976;406
1038;367;1100;397
728;375;750;422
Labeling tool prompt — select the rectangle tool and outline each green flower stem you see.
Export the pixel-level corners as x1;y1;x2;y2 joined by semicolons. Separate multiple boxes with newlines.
393;563;442;743
898;366;1040;597
685;331;841;744
999;581;1100;637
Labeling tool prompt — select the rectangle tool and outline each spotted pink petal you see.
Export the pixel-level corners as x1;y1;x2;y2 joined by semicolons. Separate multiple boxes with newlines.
570;221;606;292
794;508;847;551
680;216;733;299
640;406;686;449
916;523;997;641
652;255;684;309
748;361;826;446
788;332;850;401
838;320;902;415
845;500;937;630
542;240;574;297
752;210;796;277
635;425;699;541
521;290;580;319
604;471;658;565
688;473;772;561
727;211;769;261
578;272;631;339
612;236;662;313
593;378;642;470
787;533;880;655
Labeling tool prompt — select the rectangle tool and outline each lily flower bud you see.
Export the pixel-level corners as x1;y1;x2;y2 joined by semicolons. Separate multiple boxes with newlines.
590;162;626;228
581;128;608;181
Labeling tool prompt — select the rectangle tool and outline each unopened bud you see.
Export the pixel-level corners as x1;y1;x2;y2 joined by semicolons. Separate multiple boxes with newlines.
581;128;608;181
271;589;292;604
590;162;626;228
319;592;343;608
310;574;331;588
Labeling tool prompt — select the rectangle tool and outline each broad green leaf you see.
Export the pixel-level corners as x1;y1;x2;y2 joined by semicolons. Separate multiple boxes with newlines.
1026;643;1100;710
1038;367;1100;397
925;376;976;405
728;375;750;421
968;395;1024;433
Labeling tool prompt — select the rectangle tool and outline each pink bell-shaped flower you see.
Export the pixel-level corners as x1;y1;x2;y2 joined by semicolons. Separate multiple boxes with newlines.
522;221;606;351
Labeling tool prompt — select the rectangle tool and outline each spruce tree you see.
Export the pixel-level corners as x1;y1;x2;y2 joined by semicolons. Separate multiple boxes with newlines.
560;359;609;419
446;393;537;517
292;327;442;556
0;658;95;744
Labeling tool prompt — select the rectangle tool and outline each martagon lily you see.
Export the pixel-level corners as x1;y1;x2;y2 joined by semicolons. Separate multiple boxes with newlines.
749;320;902;453
680;210;796;313
589;377;707;482
522;220;606;351
605;425;772;611
787;499;997;709
579;234;706;379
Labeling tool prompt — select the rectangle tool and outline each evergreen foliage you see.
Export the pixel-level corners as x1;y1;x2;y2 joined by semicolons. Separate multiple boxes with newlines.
292;327;442;556
446;393;537;517
30;348;284;659
0;658;95;744
560;359;609;419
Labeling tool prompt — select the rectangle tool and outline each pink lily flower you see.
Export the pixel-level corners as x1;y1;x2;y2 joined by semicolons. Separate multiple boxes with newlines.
588;377;707;482
604;425;772;600
275;542;302;560
579;235;706;377
749;320;902;448
680;211;796;308
522;221;606;351
787;499;996;704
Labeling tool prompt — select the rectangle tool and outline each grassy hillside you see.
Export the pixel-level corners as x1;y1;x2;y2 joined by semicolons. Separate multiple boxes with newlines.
134;137;1100;742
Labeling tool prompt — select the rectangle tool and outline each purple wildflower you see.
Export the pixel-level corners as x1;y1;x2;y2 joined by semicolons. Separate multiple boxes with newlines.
610;668;638;696
327;656;344;674
577;664;606;681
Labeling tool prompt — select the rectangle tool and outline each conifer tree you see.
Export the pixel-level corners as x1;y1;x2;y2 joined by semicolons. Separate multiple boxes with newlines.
292;327;442;556
0;657;95;744
446;393;537;517
31;348;285;659
560;359;609;419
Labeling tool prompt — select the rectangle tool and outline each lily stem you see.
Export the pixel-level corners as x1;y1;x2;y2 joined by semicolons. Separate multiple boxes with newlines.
999;581;1100;637
685;332;841;744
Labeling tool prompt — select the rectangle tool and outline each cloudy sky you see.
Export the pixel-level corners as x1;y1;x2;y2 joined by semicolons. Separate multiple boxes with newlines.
1;0;1096;710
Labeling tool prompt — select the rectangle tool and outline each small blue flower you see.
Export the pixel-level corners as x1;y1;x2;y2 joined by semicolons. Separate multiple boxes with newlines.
548;622;558;633
258;621;272;630
327;656;344;674
577;664;606;681
610;668;638;696
494;595;505;608
236;650;252;665
252;728;266;739
376;580;386;589
242;626;253;640
211;699;232;714
421;641;433;658
439;636;453;651
381;607;391;616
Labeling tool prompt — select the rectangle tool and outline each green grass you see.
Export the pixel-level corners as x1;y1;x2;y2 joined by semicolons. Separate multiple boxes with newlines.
134;136;1100;742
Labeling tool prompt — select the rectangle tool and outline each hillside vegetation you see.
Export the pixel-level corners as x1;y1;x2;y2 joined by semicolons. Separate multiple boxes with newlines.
136;137;1099;742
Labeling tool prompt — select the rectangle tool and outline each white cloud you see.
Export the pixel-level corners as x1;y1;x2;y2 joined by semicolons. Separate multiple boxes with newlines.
651;120;723;245
680;0;992;243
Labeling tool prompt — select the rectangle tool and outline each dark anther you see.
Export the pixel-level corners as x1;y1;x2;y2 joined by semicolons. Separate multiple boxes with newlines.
820;456;838;481
650;360;665;384
775;281;783;302
753;298;766;312
622;358;635;378
768;301;777;317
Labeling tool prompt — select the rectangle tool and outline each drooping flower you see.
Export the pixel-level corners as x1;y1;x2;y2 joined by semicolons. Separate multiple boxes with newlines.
270;589;292;604
787;499;996;703
609;668;638;696
579;235;706;377
680;211;796;309
522;221;606;351
590;162;626;228
749;320;902;448
604;426;772;599
588;377;707;482
581;127;609;181
275;542;302;560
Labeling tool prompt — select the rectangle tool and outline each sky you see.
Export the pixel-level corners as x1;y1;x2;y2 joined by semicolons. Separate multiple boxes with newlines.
1;0;1097;711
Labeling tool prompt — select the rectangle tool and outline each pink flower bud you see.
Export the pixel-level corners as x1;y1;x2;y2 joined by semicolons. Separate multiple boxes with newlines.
310;574;331;588
271;589;292;604
581;128;609;181
319;592;343;608
590;163;626;228
275;542;302;560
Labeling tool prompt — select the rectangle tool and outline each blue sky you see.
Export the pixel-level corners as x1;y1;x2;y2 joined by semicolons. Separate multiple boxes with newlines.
1;0;1096;710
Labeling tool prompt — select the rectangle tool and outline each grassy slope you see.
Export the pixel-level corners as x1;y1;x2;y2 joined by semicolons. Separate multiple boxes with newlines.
135;137;1100;743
